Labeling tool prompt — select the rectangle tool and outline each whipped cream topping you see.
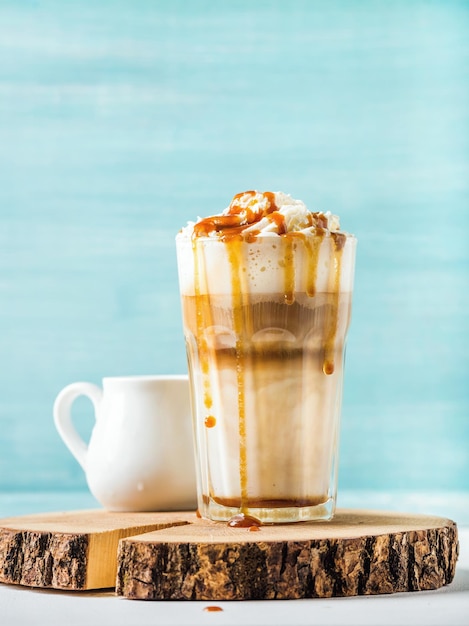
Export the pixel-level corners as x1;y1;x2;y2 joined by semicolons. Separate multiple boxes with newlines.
178;191;342;239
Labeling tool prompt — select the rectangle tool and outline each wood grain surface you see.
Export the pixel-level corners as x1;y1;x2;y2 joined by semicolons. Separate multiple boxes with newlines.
116;509;459;600
0;508;458;597
0;510;193;590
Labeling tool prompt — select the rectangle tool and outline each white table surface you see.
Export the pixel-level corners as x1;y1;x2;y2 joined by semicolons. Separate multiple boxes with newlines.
1;491;468;626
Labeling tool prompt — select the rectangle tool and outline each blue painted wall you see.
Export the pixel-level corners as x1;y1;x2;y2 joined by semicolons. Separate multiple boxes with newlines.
1;0;468;494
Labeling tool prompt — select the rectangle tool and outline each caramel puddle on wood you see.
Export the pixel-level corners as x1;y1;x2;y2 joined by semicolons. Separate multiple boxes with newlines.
227;513;262;528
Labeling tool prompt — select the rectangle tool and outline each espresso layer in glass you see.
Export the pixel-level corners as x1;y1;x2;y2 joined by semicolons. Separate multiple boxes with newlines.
183;292;351;516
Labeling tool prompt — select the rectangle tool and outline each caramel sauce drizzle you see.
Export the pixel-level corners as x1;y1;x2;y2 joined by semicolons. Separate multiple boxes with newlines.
193;213;245;237
227;238;250;511
322;232;346;375
204;415;216;428
282;237;295;305
303;229;325;297
193;191;278;241
192;239;214;411
267;211;287;234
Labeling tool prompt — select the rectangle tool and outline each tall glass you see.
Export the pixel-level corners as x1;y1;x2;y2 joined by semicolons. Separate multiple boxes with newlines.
176;231;356;523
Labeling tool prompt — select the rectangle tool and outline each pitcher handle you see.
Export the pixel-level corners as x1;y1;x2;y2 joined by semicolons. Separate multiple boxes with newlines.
53;382;103;471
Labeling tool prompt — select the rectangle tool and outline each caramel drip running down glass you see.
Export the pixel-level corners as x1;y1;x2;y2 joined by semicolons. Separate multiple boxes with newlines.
176;191;356;523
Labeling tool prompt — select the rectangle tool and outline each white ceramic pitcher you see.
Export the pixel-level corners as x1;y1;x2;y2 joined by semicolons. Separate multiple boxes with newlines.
53;375;197;511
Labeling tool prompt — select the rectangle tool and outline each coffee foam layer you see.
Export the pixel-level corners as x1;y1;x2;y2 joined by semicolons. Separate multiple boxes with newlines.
176;234;356;297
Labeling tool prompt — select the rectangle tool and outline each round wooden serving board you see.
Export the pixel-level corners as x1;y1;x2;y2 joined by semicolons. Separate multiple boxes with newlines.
0;509;458;600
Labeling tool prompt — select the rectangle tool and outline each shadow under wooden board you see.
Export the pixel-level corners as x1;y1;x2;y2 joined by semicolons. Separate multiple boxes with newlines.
0;509;458;600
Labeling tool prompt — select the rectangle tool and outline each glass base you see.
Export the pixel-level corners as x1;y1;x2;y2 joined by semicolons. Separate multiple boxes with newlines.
200;496;336;524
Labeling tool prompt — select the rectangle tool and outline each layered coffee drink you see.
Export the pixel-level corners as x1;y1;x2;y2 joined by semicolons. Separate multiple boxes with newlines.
176;191;356;523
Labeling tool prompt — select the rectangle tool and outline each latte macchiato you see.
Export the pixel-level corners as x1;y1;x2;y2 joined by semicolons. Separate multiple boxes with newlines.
176;191;356;523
